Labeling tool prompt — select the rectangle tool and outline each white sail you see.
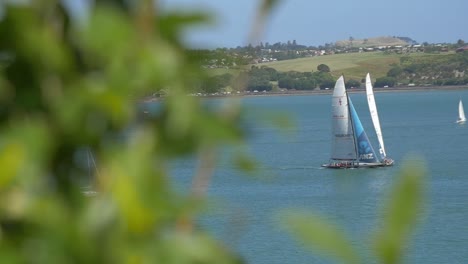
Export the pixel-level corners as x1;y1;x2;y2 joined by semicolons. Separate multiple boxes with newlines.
330;76;357;160
365;73;386;158
458;99;466;123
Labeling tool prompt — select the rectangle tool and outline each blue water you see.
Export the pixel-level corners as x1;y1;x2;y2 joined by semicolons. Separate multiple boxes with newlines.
172;90;468;263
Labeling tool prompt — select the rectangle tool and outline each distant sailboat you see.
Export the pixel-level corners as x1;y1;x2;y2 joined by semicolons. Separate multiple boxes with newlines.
322;75;393;168
456;99;466;123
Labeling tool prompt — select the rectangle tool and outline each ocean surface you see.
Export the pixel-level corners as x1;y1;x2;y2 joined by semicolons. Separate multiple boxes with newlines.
171;89;468;264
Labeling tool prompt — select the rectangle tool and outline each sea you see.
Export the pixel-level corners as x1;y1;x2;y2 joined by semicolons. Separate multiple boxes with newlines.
170;89;468;264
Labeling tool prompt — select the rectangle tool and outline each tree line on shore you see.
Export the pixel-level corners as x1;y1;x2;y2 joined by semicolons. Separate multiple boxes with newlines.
199;64;352;94
379;51;468;87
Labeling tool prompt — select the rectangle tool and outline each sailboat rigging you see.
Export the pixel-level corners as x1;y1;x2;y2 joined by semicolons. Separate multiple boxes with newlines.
322;74;394;168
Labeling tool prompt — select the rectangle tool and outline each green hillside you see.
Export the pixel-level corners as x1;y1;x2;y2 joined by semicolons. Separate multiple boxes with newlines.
257;51;452;82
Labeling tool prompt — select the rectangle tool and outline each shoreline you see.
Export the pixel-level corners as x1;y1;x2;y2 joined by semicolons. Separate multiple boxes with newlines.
143;85;468;102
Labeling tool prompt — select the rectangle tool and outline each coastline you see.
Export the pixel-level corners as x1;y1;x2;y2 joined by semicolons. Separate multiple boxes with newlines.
143;85;468;102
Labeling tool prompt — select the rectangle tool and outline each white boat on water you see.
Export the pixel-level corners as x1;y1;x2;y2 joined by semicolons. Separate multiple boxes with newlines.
322;74;393;169
456;99;466;123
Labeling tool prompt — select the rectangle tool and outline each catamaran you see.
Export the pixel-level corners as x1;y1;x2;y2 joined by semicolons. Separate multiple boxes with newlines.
456;99;466;123
322;74;393;168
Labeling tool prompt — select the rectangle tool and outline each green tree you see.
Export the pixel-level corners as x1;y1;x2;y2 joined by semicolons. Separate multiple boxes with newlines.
311;71;334;89
387;66;403;77
247;74;272;91
317;64;331;73
375;77;397;87
300;79;316;90
278;76;294;89
346;79;361;89
262;66;279;81
202;73;233;93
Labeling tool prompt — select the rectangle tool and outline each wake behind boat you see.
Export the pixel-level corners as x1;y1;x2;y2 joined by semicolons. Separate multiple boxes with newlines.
322;74;394;169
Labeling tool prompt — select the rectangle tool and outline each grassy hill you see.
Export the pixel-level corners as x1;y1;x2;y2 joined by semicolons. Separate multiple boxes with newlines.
255;51;451;82
205;50;461;88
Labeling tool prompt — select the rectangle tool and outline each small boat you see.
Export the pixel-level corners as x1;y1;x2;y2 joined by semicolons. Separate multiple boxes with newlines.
456;99;466;123
322;74;393;168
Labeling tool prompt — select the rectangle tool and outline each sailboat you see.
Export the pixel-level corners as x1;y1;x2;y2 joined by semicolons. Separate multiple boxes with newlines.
322;75;393;168
456;99;466;123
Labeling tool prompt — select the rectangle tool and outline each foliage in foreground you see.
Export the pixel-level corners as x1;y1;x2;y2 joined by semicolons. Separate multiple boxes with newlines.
0;0;252;262
0;0;426;263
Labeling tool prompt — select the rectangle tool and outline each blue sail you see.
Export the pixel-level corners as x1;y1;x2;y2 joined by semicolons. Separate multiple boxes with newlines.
348;98;379;163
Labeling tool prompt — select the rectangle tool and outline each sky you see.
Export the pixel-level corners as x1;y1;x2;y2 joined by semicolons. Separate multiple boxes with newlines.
160;0;468;48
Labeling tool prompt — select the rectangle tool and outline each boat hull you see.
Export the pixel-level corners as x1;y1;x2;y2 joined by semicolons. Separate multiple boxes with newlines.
322;159;394;169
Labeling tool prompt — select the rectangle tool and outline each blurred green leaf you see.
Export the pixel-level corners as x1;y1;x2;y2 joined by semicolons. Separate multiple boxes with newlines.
0;142;25;188
259;0;281;17
158;231;243;264
0;4;72;74
79;6;134;65
233;151;258;173
0;119;52;190
373;158;426;264
159;12;213;46
280;210;360;264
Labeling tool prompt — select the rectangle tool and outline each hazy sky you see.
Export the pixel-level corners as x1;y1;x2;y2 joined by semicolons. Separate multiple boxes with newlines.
160;0;468;48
